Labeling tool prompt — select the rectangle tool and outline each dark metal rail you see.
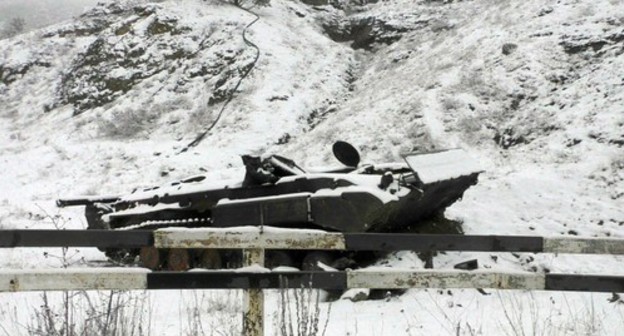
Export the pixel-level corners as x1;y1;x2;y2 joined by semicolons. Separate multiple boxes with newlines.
1;229;622;255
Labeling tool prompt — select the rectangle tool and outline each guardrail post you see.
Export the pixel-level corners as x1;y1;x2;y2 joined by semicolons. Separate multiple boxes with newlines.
243;248;264;336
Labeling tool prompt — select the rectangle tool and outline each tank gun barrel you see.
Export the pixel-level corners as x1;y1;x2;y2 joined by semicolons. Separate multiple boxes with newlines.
56;196;120;208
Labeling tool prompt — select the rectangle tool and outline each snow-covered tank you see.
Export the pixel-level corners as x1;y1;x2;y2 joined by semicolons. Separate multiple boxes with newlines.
57;141;482;270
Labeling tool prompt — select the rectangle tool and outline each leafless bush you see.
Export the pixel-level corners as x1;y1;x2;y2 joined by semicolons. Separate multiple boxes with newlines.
496;292;606;336
497;292;551;336
96;108;157;138
1;17;26;39
441;96;463;112
276;277;331;336
411;290;470;335
25;208;152;336
27;290;151;336
181;290;241;336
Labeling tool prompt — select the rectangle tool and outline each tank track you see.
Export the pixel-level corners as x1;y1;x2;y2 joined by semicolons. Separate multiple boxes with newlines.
103;217;213;269
102;216;349;272
116;217;211;231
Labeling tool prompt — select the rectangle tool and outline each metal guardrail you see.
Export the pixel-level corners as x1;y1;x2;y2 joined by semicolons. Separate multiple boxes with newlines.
2;269;623;293
1;227;623;336
0;229;153;247
2;229;624;254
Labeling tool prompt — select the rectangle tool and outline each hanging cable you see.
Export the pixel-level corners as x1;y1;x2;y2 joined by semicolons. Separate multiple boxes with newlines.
179;4;261;153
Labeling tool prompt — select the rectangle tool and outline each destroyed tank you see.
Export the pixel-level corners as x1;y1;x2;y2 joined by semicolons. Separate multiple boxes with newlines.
57;141;482;271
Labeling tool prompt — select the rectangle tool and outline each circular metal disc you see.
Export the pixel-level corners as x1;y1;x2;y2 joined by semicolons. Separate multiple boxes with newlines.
332;141;360;167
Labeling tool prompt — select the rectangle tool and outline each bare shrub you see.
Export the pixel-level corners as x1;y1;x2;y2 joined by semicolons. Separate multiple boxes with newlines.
1;17;26;39
27;290;152;336
96;108;157;138
441;96;463;112
23;209;152;336
496;292;606;336
187;104;215;133
411;290;470;335
276;277;331;336
497;292;552;336
181;290;241;336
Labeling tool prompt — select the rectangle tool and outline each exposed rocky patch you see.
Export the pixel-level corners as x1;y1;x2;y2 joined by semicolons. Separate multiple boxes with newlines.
324;16;415;50
42;2;135;38
51;3;253;115
0;60;51;86
561;32;624;56
0;3;135;91
318;6;430;50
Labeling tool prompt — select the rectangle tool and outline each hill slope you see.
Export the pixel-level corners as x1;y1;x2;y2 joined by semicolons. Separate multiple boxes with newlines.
0;0;623;334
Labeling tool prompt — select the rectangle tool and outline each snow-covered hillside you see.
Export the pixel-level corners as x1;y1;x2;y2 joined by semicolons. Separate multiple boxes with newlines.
1;0;623;334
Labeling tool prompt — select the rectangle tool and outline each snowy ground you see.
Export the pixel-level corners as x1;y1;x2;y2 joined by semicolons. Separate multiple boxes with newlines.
1;0;623;334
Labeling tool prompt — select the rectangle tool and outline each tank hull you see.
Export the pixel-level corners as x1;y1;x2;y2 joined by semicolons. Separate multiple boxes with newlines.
57;145;483;270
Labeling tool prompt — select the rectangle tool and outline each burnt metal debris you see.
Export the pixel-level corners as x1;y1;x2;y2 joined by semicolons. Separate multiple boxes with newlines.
57;141;483;270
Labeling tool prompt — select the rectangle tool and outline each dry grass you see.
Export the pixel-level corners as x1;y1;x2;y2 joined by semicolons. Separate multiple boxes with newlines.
26;290;152;336
275;277;331;336
180;290;241;336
